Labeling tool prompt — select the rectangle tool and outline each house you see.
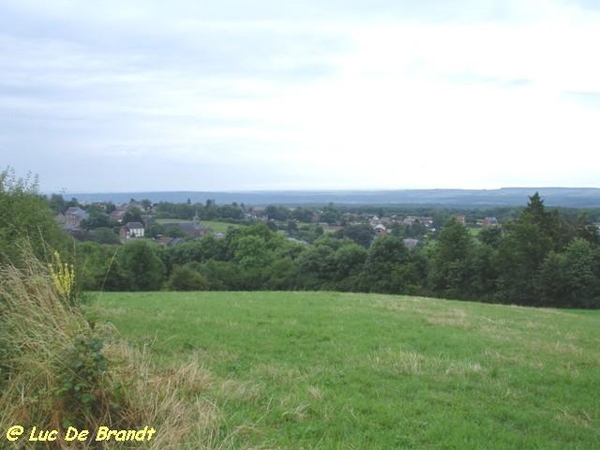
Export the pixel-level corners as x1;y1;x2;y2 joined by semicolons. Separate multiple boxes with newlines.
403;216;434;227
162;214;205;238
482;217;498;227
120;222;145;241
64;207;88;229
110;209;127;223
374;223;388;236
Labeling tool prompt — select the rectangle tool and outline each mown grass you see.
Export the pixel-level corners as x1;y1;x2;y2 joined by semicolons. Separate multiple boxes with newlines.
201;220;242;233
91;291;600;449
155;219;241;234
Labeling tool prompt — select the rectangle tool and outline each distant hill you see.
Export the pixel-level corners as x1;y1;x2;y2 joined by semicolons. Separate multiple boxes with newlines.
61;187;600;208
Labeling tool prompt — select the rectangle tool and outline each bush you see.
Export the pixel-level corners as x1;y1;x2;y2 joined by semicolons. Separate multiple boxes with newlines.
167;265;209;291
0;247;222;449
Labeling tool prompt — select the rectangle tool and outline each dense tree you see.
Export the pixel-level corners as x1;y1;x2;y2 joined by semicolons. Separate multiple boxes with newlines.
521;192;563;250
146;223;167;239
478;226;503;248
48;193;67;214
105;202;117;215
297;240;338;289
54;189;600;308
197;260;242;290
90;227;120;245
82;205;115;230
333;241;368;291
335;224;375;248
363;236;410;293
539;239;600;308
119;241;166;291
291;207;314;223
265;205;290;221
320;203;340;225
77;242;128;291
428;218;476;299
494;195;560;305
266;258;299;290
0;168;69;265
167;264;209;291
121;207;144;225
495;221;553;305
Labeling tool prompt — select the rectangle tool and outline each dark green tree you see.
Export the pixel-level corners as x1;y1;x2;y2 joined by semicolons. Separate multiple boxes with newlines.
122;207;144;225
495;194;558;305
495;221;553;305
539;239;600;308
48;193;67;214
297;240;338;289
82;205;113;230
333;241;368;291
167;264;209;291
428;218;476;299
90;227;120;245
119;241;166;291
265;205;290;222
0;168;69;265
363;235;409;293
335;224;376;248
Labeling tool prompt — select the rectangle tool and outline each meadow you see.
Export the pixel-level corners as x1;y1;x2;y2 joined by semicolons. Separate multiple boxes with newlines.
91;292;600;449
155;218;240;234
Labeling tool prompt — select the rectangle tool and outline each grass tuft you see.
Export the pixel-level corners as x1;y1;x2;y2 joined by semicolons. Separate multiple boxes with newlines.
0;247;223;449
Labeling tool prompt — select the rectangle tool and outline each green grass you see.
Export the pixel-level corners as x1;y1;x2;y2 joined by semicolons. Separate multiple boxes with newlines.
90;292;600;449
467;227;482;236
155;219;241;233
155;218;194;224
201;220;242;233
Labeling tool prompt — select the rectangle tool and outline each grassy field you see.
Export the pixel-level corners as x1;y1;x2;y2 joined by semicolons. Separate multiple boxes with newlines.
90;292;600;449
201;220;242;233
155;218;241;233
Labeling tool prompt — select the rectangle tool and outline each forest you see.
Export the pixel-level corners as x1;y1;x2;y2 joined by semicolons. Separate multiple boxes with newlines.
2;169;600;308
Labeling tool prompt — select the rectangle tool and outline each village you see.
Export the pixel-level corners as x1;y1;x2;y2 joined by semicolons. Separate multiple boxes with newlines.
52;196;505;249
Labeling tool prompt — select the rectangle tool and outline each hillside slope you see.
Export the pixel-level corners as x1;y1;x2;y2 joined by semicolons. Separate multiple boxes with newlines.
93;292;600;449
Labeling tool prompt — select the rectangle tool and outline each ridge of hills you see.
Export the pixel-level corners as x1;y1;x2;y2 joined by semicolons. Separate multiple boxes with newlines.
63;187;600;207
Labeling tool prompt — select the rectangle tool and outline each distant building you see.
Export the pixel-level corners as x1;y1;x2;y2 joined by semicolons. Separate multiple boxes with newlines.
110;209;127;223
64;207;88;229
374;223;388;236
120;222;145;241
482;217;498;227
403;216;434;227
162;213;204;238
454;215;467;226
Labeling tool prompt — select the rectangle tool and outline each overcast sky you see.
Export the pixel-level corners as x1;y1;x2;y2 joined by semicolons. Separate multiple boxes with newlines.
1;0;599;193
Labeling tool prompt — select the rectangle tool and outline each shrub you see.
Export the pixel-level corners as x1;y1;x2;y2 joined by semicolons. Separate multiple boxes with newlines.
167;265;210;291
0;247;222;449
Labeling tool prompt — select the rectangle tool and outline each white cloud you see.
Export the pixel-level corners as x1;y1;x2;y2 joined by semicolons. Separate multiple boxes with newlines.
1;0;599;192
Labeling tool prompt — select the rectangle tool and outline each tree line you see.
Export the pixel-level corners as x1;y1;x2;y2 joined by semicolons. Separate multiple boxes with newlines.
75;194;600;308
1;168;599;309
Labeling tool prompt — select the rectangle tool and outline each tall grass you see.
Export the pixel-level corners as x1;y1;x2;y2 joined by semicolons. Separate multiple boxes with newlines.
0;248;222;449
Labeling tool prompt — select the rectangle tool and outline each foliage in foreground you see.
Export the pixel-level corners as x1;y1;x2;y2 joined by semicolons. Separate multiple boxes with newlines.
0;249;222;449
